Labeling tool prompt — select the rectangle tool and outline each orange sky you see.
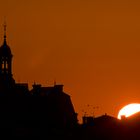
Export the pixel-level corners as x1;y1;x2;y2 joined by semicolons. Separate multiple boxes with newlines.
1;0;140;122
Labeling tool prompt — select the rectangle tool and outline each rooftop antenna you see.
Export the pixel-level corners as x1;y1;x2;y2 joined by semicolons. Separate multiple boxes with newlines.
54;79;56;86
33;80;36;85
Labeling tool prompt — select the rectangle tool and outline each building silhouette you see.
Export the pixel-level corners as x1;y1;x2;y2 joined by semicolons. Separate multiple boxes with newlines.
0;24;78;138
1;24;140;140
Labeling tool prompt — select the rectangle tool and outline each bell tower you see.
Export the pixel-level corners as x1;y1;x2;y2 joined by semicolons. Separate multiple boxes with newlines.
0;22;15;87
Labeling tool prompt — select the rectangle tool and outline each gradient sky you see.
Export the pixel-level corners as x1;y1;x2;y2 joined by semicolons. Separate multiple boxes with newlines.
1;0;140;122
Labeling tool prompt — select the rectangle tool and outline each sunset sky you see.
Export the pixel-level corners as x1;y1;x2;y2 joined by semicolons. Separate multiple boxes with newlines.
1;0;140;122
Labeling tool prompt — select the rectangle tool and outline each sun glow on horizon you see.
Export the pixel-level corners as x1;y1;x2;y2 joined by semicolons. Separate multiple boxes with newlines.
118;103;140;119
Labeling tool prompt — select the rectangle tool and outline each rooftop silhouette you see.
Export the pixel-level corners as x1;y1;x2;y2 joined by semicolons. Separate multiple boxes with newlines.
0;25;140;140
0;24;78;139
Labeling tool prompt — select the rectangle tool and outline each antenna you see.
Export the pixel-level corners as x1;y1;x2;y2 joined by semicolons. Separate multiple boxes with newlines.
34;80;36;85
54;79;56;86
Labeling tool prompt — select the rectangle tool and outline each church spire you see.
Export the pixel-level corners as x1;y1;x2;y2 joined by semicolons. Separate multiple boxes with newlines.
3;20;7;43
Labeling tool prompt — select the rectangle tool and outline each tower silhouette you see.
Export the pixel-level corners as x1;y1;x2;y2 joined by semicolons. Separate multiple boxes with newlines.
0;23;15;89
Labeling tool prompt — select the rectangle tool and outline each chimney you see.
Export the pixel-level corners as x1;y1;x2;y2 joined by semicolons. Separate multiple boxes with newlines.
54;85;63;92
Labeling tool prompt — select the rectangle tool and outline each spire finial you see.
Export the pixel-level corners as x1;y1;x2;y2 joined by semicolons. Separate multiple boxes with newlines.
3;17;7;41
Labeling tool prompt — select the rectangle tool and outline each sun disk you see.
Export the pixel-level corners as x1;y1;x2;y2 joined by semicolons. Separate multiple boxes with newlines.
118;103;140;119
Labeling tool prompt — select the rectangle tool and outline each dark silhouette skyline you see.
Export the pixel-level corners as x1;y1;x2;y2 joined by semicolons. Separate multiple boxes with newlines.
0;24;78;139
0;24;140;139
2;1;140;120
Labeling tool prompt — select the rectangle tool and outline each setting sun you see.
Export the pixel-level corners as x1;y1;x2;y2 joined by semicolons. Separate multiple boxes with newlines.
118;103;140;119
